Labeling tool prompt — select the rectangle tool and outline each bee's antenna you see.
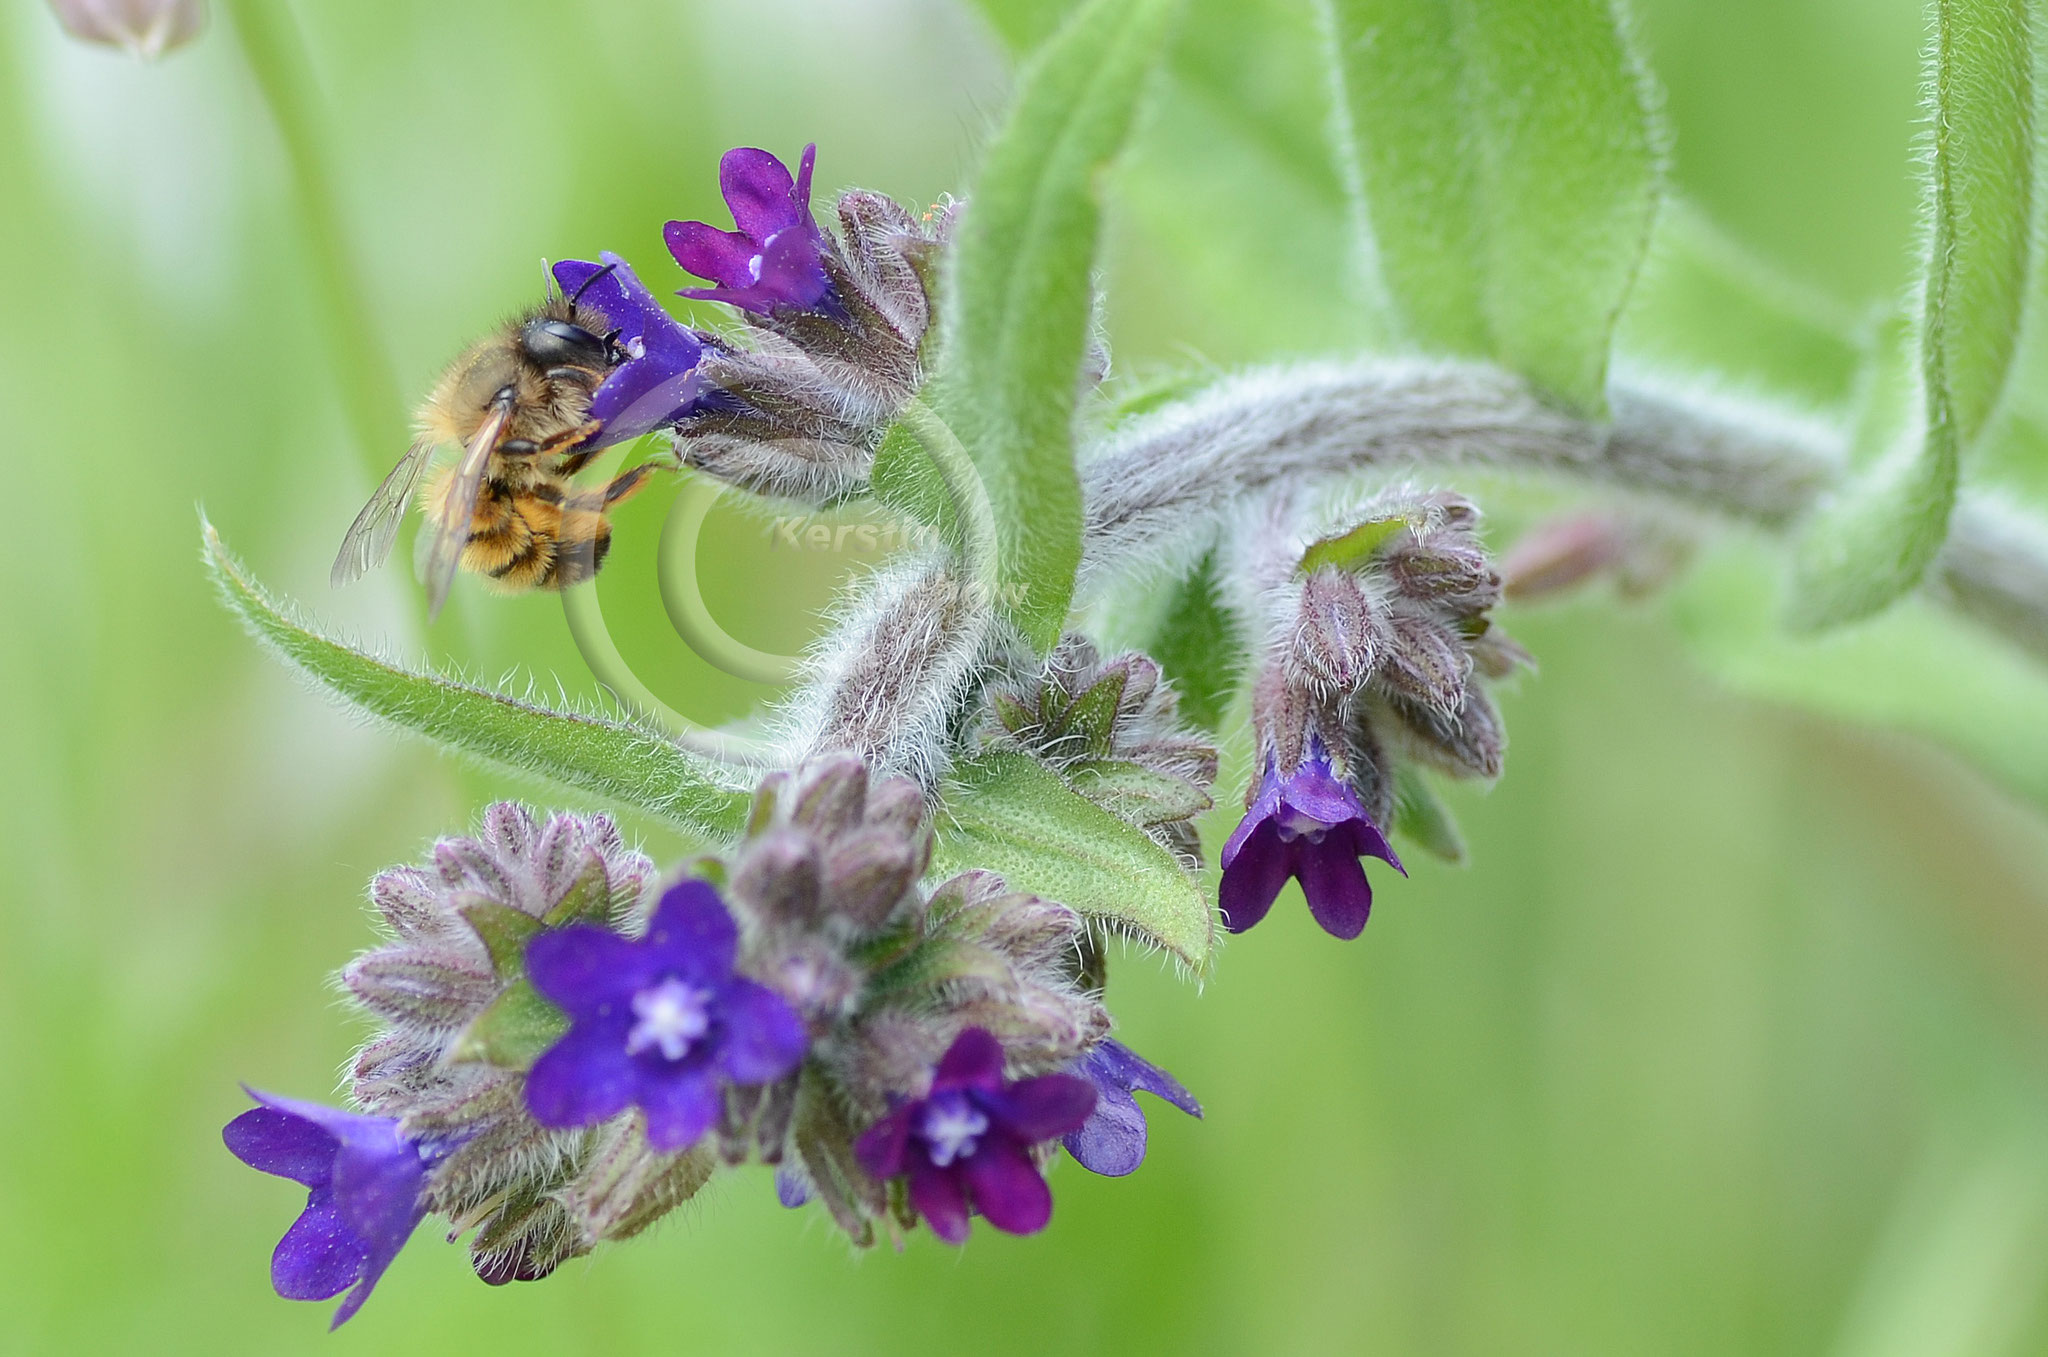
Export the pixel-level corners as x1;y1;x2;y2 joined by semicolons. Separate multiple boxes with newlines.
567;261;619;307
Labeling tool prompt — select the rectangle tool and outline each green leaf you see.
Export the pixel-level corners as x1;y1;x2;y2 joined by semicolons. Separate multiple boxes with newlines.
1065;757;1214;825
541;854;616;929
1062;671;1128;756
1392;766;1467;865
1298;516;1405;574
1790;0;2035;630
1319;0;1664;413
203;520;750;841
448;980;568;1071
458;901;544;979
869;418;959;552
864;938;1018;1004
932;752;1215;972
936;0;1181;649
1141;551;1243;733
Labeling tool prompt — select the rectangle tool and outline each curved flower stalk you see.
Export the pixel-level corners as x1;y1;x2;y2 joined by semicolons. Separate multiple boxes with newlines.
212;72;2048;1323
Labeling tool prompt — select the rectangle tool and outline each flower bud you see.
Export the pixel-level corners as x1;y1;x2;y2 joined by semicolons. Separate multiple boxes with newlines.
556;1123;717;1247
987;633;1219;861
48;0;204;59
1288;567;1388;692
731;827;823;928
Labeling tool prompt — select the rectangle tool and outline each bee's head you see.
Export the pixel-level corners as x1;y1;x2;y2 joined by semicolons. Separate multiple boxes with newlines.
519;316;613;373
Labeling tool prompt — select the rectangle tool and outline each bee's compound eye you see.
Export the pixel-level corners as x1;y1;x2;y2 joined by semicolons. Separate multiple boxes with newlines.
521;319;610;370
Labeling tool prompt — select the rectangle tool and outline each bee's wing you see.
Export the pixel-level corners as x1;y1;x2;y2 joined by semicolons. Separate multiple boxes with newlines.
331;437;437;588
414;399;511;619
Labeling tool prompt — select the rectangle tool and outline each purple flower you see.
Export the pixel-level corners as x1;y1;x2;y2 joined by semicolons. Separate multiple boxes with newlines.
1219;741;1405;940
552;252;714;448
1061;1039;1202;1178
221;1089;432;1329
522;878;808;1152
664;144;835;316
853;1028;1096;1244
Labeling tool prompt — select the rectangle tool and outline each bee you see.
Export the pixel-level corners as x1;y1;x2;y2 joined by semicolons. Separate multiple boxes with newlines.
331;267;665;617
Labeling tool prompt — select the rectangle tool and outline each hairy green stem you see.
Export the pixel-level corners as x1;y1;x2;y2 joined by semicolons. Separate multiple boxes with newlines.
1078;359;2048;661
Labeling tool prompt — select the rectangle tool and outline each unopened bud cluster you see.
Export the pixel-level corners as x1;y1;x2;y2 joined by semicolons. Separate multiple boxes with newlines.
988;634;1219;864
1221;490;1531;939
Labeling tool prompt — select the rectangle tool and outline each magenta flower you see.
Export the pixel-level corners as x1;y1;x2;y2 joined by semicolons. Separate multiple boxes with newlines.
221;1089;432;1329
664;144;835;316
1219;741;1405;939
522;878;808;1152
854;1028;1096;1244
1061;1039;1201;1178
551;252;715;448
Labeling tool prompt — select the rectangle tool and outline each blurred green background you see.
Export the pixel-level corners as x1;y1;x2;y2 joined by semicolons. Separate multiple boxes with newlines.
7;0;2048;1352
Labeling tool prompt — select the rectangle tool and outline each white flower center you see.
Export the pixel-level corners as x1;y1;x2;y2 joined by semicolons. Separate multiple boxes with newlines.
747;252;765;283
1278;808;1332;843
625;977;714;1061
920;1094;990;1168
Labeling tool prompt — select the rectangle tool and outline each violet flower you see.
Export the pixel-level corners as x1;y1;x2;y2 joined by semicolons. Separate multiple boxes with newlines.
854;1028;1096;1244
221;1089;432;1329
1219;741;1405;940
664;144;835;316
552;252;714;448
522;878;808;1152
1061;1039;1201;1178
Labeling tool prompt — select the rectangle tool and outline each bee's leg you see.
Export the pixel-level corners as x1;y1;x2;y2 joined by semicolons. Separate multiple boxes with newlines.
601;463;664;506
543;421;607;476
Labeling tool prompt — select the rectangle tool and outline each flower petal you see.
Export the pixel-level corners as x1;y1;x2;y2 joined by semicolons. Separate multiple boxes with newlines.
224;1106;337;1188
643;879;737;986
775;1168;812;1208
1220;762;1284;866
1217;821;1292;934
662;219;760;290
1296;837;1374;939
749;224;830;311
677;282;789;316
270;1192;365;1302
908;1158;973;1244
1083;1039;1202;1117
524;925;657;1017
328;1127;427;1263
636;1066;721;1152
978;1073;1096;1143
524;1019;637;1129
713;978;808;1086
239;1088;406;1155
718;146;804;241
1062;1084;1147;1177
1345;815;1406;875
931;1027;1006;1094
553;252;673;347
1278;748;1371;827
960;1136;1054;1236
853;1104;917;1180
554;252;710;447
